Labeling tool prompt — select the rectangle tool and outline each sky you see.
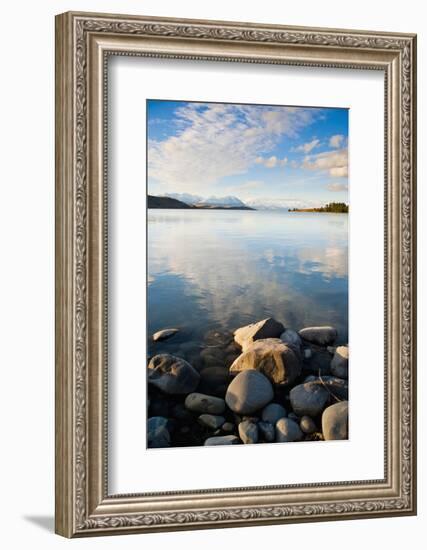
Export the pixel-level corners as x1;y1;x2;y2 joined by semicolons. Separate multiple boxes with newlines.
147;99;348;208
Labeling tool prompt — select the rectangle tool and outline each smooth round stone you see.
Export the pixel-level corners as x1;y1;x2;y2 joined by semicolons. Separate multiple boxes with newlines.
258;421;275;442
198;414;225;430
289;382;329;417
147;416;170;448
298;326;338;346
330;346;349;379
185;392;226;414
222;422;235;432
148;354;200;394
262;403;287;424
300;415;317;434
275;417;303;442
225;370;274;415
280;329;302;348
204;435;240;446
322;401;349;440
152;328;179;342
234;318;285;351
238;420;259;444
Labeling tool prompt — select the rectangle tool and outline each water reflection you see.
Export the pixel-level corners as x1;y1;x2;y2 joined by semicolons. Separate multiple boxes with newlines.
148;210;348;354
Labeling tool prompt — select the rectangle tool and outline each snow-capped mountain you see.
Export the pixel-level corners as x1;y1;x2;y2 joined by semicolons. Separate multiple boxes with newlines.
164;193;203;205
164;193;246;208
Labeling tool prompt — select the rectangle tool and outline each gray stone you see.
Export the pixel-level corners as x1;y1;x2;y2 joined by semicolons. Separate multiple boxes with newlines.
147;416;170;448
280;329;302;348
222;422;234;432
317;376;348;401
300;415;317;434
185;392;226;414
258;421;275;442
204;435;240;446
322;401;349;440
262;403;287;424
234;318;285;351
230;338;301;385
298;326;338;346
148;354;200;395
238;420;259;444
198;414;225;429
290;382;329;417
330;346;349;379
225;370;274;415
276;417;304;442
152;328;179;342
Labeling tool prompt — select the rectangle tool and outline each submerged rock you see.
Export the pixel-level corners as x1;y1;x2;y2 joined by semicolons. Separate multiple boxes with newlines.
322;401;349;440
234;318;285;351
147;416;170;448
152;328;179;342
330;346;349;379
275;417;303;443
148;354;200;394
298;326;338;346
225;370;274;415
289;382;329;417
238;420;259;444
185;392;226;415
230;338;301;385
204;435;240;446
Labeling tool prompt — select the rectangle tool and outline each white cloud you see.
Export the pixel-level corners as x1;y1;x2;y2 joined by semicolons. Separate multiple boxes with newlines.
329;134;345;148
148;103;318;192
292;138;320;153
326;182;348;192
302;148;348;178
255;155;288;168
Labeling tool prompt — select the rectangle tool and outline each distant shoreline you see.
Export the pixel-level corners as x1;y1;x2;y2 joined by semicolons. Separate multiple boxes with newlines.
147;195;255;210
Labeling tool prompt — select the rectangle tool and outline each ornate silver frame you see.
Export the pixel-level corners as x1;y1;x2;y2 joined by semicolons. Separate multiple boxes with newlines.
55;11;417;537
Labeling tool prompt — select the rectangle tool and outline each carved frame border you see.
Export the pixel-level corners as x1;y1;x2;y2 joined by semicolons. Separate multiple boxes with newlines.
55;12;417;537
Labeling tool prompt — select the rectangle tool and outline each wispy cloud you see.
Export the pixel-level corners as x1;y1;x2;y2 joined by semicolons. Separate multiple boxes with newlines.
329;134;345;148
292;138;321;154
302;148;348;178
148;103;319;192
326;182;348;192
255;155;288;168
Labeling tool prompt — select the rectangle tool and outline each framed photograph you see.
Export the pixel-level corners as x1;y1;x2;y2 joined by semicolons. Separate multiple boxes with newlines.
55;11;417;537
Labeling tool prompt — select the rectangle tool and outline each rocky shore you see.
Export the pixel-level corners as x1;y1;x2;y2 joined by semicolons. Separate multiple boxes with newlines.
147;318;349;448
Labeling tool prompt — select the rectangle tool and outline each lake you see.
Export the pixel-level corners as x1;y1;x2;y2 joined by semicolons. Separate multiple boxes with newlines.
147;209;348;358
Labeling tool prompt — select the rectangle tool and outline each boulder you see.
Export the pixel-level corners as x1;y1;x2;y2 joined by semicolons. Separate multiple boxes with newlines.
147;416;170;448
204;435;240;446
148;354;200;394
330;346;349;379
276;417;303;442
185;392;226;414
298;326;338;346
198;414;225;429
152;328;179;342
225;370;274;415
262;403;287;424
230;338;301;385
289;382;329;417
322;401;349;440
234;318;285;351
238;420;259;444
300;415;317;434
258;421;275;442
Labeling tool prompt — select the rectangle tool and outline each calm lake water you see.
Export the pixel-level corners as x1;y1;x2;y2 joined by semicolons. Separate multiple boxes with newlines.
147;210;348;357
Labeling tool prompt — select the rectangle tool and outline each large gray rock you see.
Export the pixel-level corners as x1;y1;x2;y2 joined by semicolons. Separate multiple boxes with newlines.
152;328;179;342
298;326;338;346
148;354;200;394
230;338;301;385
204;435;240;446
234;318;285;351
276;417;303;442
198;414;225;429
185;392;226;414
147;416;170;448
225;370;274;415
258;421;275;442
289;382;329;417
238;420;259;444
330;346;349;379
322;401;349;440
262;403;287;424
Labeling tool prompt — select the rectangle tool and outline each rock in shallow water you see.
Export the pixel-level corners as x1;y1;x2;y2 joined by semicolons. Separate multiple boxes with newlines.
234;318;285;351
152;328;179;342
204;435;240;446
147;416;170;448
198;414;225;429
148;354;200;394
330;346;349;379
290;382;329;417
238;420;259;444
276;417;303;442
298;326;337;346
225;370;274;415
185;392;226;414
262;403;287;424
322;400;349;440
230;338;301;385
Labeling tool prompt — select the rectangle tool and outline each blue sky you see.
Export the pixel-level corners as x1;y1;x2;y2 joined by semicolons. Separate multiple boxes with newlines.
147;100;348;208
